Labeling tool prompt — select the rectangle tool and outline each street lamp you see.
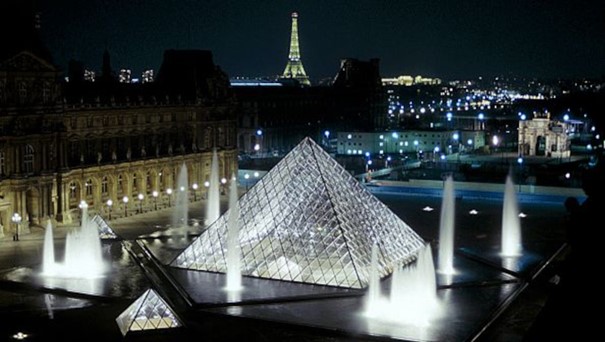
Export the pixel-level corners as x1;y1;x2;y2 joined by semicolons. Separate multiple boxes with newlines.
220;177;227;195
123;196;129;217
152;190;158;210
166;188;172;207
11;212;22;241
192;183;198;201
517;157;524;191
137;193;144;213
203;181;210;199
244;173;250;190
106;199;113;220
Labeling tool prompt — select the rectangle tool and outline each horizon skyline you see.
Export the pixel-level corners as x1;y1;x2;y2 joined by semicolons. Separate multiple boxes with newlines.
24;0;605;81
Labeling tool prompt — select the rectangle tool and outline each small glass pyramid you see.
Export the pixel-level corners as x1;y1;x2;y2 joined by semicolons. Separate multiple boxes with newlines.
115;288;182;337
91;214;118;239
171;137;425;288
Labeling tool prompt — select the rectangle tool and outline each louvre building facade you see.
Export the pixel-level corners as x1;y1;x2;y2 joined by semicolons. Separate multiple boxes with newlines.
0;7;237;236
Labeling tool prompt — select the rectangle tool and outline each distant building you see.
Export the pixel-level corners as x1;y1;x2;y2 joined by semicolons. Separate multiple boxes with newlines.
382;75;442;86
518;111;570;158
336;130;485;156
84;69;96;82
119;69;131;83
235;58;386;157
0;4;237;235
142;69;154;83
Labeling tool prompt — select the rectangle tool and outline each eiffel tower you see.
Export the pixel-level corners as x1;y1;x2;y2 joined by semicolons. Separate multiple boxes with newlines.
282;12;311;86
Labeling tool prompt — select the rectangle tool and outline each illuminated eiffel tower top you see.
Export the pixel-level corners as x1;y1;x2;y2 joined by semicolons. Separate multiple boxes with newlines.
282;12;311;86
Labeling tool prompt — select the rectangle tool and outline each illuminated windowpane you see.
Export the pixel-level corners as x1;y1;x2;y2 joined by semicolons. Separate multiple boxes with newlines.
115;289;181;337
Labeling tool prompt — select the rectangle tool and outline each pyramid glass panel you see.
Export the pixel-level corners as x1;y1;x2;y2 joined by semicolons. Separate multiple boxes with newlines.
171;137;425;288
115;288;182;336
91;214;118;239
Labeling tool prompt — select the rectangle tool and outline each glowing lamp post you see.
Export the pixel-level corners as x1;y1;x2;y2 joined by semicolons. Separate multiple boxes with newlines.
123;196;129;217
204;181;210;199
152;191;158;210
106;199;113;220
244;173;250;190
221;177;227;195
12;212;22;241
166;188;172;207
192;183;198;201
137;193;144;213
517;157;523;191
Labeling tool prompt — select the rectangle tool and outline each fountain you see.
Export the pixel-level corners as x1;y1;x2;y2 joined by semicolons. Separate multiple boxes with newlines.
206;148;220;226
366;243;380;306
365;244;440;326
438;175;455;274
42;201;106;278
225;174;242;292
501;173;522;256
42;221;55;275
172;163;189;230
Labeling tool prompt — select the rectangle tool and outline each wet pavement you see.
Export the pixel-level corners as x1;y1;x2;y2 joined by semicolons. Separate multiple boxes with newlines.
0;186;574;341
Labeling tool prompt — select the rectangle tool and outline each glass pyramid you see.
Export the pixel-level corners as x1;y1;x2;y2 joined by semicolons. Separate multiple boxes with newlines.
171;137;426;288
115;288;182;337
91;214;119;239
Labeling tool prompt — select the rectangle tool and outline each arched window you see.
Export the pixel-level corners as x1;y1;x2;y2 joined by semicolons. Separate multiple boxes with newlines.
69;182;77;199
101;176;109;194
85;179;93;196
146;172;152;194
132;173;138;193
23;145;34;173
118;175;123;195
0;151;5;175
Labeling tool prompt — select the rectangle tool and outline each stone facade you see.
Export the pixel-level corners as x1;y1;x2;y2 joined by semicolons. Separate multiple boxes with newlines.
518;112;570;158
0;48;237;238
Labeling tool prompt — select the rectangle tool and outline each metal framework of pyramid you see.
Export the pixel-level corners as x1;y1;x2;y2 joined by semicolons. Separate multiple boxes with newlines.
91;214;118;239
115;288;182;336
171;137;426;289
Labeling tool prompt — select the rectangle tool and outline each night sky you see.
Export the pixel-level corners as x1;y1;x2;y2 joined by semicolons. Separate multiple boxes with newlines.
38;0;605;82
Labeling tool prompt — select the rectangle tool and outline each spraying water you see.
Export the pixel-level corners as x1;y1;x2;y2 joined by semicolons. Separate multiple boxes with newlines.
438;175;455;274
366;243;380;306
206;149;220;226
42;221;55;275
225;174;242;292
502;174;522;256
172;163;189;229
43;202;106;278
365;244;440;326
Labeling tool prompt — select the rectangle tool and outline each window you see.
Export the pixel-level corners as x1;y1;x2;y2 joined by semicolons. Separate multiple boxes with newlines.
23;145;34;173
102;176;108;194
146;172;152;193
85;179;93;196
69;182;77;199
132;173;138;192
118;175;123;194
0;151;5;175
